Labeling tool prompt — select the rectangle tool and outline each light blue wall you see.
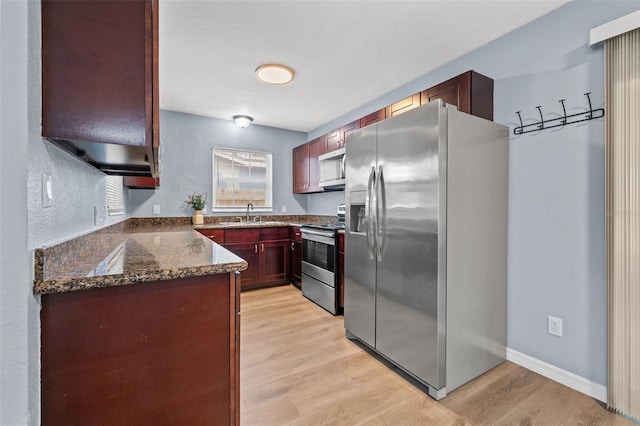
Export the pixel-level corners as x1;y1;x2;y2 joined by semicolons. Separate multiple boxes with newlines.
307;1;640;386
129;110;308;217
306;190;345;216
27;0;130;249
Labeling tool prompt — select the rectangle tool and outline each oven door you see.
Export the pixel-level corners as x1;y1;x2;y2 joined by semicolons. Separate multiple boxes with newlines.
301;228;335;277
302;228;337;314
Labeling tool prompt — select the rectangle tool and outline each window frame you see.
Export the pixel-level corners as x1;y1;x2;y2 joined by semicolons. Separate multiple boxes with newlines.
211;147;273;213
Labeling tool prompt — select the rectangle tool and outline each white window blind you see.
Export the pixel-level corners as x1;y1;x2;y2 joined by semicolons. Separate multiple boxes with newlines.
212;147;273;212
106;176;125;216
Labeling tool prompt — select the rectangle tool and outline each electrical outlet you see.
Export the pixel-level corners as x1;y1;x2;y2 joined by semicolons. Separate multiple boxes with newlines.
153;204;160;215
548;315;563;337
281;205;287;213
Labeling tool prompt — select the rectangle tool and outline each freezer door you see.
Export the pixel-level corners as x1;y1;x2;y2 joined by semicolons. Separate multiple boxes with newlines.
344;124;378;347
375;101;447;389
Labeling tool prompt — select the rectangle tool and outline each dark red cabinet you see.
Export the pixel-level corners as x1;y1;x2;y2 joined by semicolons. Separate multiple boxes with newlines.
41;273;240;425
359;109;387;128
222;228;289;290
293;136;326;194
290;227;302;288
420;71;494;121
41;0;159;177
326;120;360;151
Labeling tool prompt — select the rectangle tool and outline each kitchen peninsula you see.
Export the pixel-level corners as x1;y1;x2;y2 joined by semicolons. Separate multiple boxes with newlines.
34;220;246;425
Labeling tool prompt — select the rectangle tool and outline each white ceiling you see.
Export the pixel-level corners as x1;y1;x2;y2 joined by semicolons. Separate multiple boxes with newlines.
160;1;568;133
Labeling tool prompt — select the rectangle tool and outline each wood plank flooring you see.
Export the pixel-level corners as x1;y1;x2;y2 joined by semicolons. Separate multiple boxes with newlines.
240;285;633;425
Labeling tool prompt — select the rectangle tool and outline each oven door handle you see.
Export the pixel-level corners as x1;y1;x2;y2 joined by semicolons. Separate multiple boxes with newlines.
302;230;336;246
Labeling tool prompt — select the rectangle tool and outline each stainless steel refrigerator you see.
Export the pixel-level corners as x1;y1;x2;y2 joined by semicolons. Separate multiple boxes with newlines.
344;100;508;399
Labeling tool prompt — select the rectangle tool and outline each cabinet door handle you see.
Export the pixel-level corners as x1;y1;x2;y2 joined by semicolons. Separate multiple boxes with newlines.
291;242;295;251
254;243;258;254
261;243;265;253
209;236;216;240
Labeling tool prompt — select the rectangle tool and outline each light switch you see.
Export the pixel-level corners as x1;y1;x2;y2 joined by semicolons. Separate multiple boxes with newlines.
42;173;52;208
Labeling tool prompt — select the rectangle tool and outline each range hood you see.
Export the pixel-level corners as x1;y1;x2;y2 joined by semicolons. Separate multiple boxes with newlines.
48;138;157;177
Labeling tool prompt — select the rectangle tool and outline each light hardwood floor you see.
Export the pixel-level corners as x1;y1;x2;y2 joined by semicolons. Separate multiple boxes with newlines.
240;285;633;426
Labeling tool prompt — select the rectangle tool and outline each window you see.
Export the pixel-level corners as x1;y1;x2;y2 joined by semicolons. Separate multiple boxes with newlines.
106;176;125;216
212;148;273;212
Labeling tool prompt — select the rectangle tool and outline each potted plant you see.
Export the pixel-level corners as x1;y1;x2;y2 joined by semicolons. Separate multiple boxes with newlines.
186;192;207;225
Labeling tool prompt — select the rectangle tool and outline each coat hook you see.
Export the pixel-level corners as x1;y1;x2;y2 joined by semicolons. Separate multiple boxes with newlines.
513;92;604;135
585;92;594;119
559;99;567;125
536;106;544;130
515;111;524;135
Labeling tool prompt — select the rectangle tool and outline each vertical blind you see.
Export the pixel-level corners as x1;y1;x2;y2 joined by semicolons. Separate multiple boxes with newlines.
106;176;124;216
605;27;640;422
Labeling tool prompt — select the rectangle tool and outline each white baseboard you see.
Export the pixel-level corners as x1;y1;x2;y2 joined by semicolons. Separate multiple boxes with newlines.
506;348;607;403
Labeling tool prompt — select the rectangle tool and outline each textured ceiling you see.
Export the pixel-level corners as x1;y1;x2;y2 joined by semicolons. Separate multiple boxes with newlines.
160;1;568;133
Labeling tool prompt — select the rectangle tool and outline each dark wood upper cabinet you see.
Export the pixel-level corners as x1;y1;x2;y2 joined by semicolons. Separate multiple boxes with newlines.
292;144;309;194
359;108;387;128
293;136;326;194
307;137;326;193
123;176;159;189
41;0;159;177
421;71;494;121
292;70;493;195
326;120;359;152
325;129;341;153
341;121;360;147
386;93;421;118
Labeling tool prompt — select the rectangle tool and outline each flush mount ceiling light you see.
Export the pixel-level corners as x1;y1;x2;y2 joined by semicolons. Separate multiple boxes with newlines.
255;64;295;85
232;115;253;128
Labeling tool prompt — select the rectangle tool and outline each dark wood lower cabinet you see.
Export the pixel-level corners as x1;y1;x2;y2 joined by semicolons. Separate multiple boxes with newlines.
290;226;302;288
223;228;290;290
41;273;240;425
260;240;289;284
338;233;345;310
225;242;260;288
291;240;302;287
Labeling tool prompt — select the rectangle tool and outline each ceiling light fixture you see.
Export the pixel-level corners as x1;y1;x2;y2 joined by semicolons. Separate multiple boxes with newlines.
232;115;253;128
255;64;295;85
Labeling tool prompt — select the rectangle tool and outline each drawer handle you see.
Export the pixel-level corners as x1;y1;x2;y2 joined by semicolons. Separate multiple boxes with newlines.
254;243;258;254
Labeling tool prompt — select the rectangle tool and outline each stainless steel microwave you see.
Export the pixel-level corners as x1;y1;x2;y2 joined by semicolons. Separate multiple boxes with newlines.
318;147;345;189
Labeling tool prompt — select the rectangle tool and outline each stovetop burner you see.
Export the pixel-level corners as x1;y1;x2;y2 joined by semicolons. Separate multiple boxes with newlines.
302;222;345;231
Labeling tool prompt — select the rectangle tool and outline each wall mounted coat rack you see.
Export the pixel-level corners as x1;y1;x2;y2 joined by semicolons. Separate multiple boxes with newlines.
514;92;605;135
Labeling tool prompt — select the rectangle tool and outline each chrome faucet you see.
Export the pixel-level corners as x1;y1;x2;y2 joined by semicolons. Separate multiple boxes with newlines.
246;202;254;221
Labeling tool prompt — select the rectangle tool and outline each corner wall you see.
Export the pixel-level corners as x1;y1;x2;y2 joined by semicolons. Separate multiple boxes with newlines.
308;1;640;387
129;110;308;218
27;0;130;249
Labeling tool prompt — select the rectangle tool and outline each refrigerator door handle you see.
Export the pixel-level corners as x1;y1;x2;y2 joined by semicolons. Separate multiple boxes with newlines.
365;166;376;260
376;165;386;261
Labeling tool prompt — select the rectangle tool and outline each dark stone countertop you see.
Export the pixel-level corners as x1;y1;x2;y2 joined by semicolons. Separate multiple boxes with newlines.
33;226;246;295
33;215;338;295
